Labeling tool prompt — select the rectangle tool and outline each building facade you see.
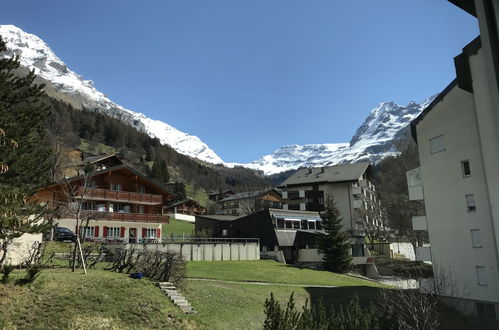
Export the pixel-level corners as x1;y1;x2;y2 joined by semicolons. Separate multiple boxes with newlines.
35;164;174;243
219;189;282;216
407;0;499;320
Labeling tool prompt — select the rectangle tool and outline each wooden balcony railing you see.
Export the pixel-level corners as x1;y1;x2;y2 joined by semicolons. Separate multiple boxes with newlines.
77;187;162;205
105;212;169;223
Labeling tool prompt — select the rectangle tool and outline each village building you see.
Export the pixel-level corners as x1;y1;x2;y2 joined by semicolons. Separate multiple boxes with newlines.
164;199;207;223
407;0;499;320
219;189;282;216
207;189;235;202
34;162;174;244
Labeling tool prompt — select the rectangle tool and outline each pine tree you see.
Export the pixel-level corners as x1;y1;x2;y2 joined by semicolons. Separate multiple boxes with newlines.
172;182;187;203
318;196;352;273
0;35;54;267
0;36;52;190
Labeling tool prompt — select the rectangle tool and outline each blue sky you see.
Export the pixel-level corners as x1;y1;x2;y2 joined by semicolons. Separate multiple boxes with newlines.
1;0;478;163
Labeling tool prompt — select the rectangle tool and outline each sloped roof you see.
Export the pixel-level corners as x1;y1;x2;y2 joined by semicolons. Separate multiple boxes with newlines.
167;199;205;208
219;189;279;202
195;214;240;222
268;208;322;221
278;162;370;187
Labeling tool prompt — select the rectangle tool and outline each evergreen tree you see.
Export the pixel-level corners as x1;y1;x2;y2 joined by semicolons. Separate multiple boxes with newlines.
0;36;52;190
150;159;170;184
172;182;187;203
0;35;54;267
318;196;352;273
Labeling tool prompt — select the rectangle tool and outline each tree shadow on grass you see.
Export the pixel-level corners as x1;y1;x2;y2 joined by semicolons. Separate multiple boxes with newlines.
304;286;383;309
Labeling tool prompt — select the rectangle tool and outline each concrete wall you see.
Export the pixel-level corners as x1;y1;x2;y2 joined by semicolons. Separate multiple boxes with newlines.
297;248;323;262
169;213;195;223
120;241;260;261
416;82;499;304
2;233;42;266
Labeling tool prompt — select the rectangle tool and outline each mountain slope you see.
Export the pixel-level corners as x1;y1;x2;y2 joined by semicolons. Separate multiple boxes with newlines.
239;97;436;175
0;24;224;164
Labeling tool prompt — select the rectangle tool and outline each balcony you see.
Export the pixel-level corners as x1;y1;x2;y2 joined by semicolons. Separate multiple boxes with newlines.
407;168;424;201
104;212;169;223
353;199;363;209
415;246;431;262
352;186;362;197
412;216;428;231
78;187;163;205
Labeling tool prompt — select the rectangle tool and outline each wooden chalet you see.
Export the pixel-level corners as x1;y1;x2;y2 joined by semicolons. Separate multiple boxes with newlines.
164;199;207;216
34;162;174;243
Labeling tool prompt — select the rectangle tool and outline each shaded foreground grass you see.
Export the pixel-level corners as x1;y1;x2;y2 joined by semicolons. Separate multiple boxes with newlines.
187;260;383;287
0;268;189;329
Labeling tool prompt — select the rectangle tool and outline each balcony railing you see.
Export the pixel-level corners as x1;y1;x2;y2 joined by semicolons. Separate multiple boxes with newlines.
77;187;163;205
105;212;169;223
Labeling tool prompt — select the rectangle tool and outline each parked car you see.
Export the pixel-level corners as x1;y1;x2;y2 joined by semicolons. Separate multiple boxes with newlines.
54;227;76;242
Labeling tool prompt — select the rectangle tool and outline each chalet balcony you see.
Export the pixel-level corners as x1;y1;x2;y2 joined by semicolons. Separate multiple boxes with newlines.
77;187;163;205
105;212;169;223
175;207;206;216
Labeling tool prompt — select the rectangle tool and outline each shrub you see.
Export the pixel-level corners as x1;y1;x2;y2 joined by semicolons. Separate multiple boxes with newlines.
1;265;15;284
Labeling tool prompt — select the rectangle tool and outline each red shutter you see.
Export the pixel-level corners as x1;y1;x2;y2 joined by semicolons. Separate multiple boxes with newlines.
157;228;161;238
103;226;108;238
120;227;125;238
94;226;100;237
142;228;146;238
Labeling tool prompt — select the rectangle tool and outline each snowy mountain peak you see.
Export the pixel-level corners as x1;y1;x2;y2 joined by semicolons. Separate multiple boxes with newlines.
240;96;436;175
0;24;224;164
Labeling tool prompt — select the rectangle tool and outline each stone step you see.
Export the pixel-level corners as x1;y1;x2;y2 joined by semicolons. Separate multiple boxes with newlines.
174;299;188;305
160;286;176;290
157;281;195;314
158;282;173;286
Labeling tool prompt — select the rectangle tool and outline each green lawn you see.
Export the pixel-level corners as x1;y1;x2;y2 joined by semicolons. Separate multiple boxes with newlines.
0;268;190;329
187;260;383;287
163;218;195;236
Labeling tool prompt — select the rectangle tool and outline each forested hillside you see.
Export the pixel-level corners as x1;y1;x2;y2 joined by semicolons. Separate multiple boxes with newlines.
44;96;271;192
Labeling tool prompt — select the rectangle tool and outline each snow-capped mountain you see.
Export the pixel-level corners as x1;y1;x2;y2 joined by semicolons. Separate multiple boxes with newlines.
239;97;436;175
0;24;437;176
0;24;223;164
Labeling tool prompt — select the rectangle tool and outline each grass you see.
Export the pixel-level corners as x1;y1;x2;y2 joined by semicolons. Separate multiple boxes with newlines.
0;268;191;329
163;218;195;236
78;138;117;155
187;260;384;287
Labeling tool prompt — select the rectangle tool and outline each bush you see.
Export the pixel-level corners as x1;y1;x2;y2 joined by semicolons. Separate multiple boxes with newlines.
1;265;15;284
263;293;397;330
106;246;186;286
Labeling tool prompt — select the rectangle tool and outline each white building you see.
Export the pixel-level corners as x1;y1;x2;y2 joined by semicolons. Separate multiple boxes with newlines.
407;0;499;320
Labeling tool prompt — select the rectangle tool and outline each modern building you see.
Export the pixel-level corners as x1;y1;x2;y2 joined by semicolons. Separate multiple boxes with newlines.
219;189;282;216
407;0;499;320
34;163;174;243
278;162;383;234
195;209;377;277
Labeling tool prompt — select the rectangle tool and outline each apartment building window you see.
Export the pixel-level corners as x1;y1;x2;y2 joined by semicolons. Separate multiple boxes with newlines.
83;226;95;237
465;194;477;212
107;227;121;238
471;229;482;248
476;266;487;285
461;160;471;177
429;135;445;154
112;183;122;191
476;302;496;320
288;191;300;200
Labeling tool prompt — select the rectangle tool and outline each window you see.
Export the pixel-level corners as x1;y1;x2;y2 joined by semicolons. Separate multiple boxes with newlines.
139;185;146;193
137;205;145;214
276;218;285;229
429;135;445;153
107;227;120;237
82;201;96;210
111;183;122;191
292;220;300;229
352;244;365;257
285;220;293;229
471;229;482;248
461;160;471;177
85;180;97;188
114;203;125;212
476;266;487;285
308;221;316;230
144;228;157;238
466;194;477;212
288;191;300;200
301;220;309;230
84;226;95;237
477;302;496;320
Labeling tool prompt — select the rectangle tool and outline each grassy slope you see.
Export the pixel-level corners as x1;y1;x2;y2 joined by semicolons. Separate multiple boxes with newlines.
162;218;195;236
187;260;383;287
0;268;190;329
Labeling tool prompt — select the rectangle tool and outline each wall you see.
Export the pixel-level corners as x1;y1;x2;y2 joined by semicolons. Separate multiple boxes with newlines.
417;83;499;304
169;213;195;223
115;241;260;261
2;233;42;266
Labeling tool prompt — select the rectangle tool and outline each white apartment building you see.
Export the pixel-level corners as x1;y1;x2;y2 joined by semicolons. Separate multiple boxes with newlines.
407;0;499;320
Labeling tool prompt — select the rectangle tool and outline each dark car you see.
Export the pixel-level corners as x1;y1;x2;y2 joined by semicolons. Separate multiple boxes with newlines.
54;227;76;242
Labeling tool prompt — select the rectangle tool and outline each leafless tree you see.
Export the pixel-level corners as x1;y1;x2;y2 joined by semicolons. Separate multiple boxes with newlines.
354;192;388;250
58;169;100;273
